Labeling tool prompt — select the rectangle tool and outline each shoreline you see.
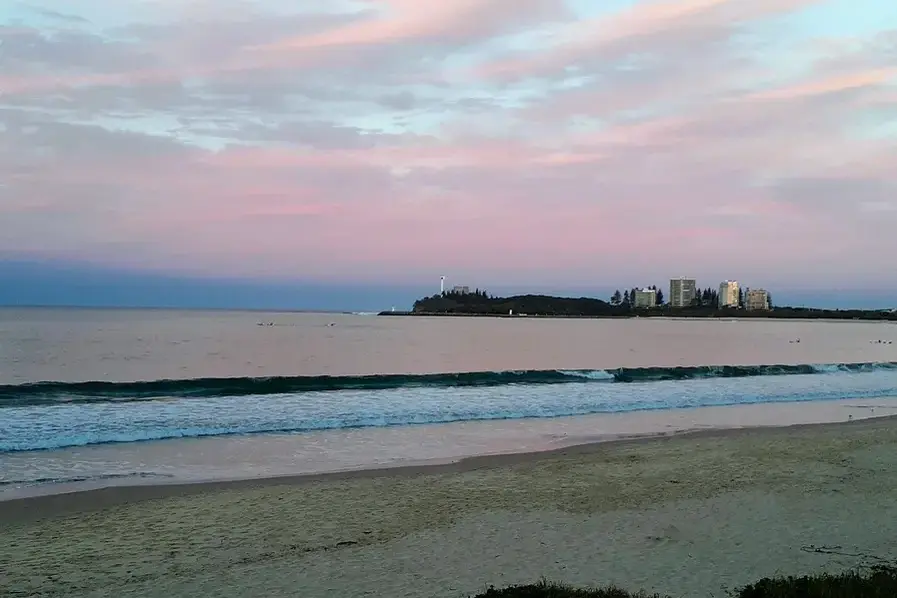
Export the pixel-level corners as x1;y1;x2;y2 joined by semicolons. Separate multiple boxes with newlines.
6;414;897;597
4;412;896;524
380;311;897;323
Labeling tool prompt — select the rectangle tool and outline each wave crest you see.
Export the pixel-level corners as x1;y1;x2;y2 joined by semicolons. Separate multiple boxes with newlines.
2;361;897;407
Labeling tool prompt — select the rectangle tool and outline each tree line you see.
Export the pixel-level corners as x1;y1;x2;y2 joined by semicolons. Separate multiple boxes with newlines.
609;286;664;307
412;290;614;316
610;286;772;309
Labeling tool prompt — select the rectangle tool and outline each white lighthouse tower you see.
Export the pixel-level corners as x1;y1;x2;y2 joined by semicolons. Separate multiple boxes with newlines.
440;276;446;294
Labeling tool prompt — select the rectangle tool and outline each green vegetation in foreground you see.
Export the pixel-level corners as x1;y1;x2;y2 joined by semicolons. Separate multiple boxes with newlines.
471;567;897;597
382;289;897;320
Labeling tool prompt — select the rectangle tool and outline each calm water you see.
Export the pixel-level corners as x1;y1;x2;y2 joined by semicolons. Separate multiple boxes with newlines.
3;307;897;495
4;307;897;384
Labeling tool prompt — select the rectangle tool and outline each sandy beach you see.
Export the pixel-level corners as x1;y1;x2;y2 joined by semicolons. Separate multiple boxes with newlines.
4;416;897;598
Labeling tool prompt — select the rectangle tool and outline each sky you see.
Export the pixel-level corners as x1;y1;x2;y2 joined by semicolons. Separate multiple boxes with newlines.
1;0;896;310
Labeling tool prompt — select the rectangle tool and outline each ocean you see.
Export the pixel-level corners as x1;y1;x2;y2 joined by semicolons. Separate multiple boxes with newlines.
3;307;897;497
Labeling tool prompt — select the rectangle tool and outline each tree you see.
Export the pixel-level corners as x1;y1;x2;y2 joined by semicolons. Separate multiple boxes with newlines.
622;289;630;306
738;287;745;309
611;290;622;305
656;288;665;305
630;288;639;309
767;293;773;309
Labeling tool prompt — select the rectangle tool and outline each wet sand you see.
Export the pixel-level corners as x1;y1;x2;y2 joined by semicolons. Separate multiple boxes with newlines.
4;416;897;597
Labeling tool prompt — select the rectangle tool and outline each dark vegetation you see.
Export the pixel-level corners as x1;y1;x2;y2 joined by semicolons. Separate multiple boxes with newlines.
473;581;663;597
471;567;897;597
379;288;897;321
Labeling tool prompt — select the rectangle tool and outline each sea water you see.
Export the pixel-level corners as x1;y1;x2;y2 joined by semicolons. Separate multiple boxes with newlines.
3;308;897;495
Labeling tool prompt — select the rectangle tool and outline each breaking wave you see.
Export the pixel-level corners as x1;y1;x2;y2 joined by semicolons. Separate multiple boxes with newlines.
4;361;897;452
3;361;897;407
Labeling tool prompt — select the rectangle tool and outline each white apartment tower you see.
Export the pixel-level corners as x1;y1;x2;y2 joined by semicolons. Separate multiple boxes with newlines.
669;277;697;308
719;280;739;308
634;288;657;308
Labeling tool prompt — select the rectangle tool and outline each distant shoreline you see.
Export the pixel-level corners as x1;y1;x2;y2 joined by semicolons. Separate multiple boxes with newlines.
404;291;897;321
3;305;896;321
379;310;897;322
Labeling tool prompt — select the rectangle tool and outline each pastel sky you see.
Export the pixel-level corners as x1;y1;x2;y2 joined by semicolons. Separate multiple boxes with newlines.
1;0;896;307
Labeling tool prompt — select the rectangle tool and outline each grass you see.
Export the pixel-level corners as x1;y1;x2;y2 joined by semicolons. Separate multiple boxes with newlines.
736;568;897;597
473;580;666;597
471;568;897;597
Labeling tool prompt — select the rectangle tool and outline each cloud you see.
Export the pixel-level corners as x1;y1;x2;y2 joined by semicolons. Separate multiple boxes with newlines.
749;68;897;101
767;177;897;212
471;0;823;82
1;0;896;290
20;5;90;24
253;0;569;52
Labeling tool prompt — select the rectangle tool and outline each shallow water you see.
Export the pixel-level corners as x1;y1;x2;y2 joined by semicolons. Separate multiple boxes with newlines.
2;398;896;500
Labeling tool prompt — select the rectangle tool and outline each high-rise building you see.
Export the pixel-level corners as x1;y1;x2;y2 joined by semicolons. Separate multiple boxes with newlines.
745;288;770;311
669;277;696;308
719;280;739;307
634;288;657;308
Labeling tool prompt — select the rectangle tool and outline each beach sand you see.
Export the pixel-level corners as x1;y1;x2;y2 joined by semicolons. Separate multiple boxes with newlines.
4;417;897;598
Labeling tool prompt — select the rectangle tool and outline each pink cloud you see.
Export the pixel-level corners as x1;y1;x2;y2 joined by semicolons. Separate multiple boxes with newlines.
3;1;897;288
203;140;545;172
511;58;893;184
255;1;487;50
0;0;563;97
252;0;566;52
748;68;897;101
471;0;822;81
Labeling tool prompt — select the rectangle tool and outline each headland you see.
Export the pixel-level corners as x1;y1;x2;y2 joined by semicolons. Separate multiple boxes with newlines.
379;291;897;320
